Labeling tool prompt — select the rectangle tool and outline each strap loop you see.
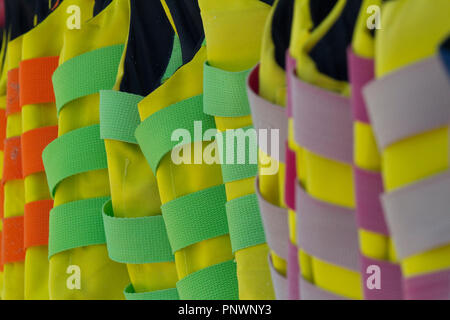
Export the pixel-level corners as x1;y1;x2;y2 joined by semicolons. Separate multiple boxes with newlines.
48;197;109;258
42;124;107;197
100;90;143;144
2;216;25;263
102;200;174;264
52;44;124;114
176;260;239;300
24;199;53;248
161;184;228;253
226;193;266;253
203;62;251;117
3;136;22;183
19;56;59;106
124;284;179;300
22;126;58;177
135;94;216;173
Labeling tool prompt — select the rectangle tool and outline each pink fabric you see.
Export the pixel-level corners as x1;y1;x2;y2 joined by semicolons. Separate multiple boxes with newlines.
360;254;403;300
404;269;450;300
347;48;374;123
288;241;300;300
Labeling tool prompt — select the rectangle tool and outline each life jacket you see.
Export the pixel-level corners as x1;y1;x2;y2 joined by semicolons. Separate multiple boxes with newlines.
289;0;362;299
42;0;131;299
199;0;274;300
363;0;450;300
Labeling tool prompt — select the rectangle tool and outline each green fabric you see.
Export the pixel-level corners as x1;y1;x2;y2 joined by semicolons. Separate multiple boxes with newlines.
52;44;125;114
226;193;266;253
123;284;179;300
99;90;143;144
203;62;252;117
135;94;216;173
176;260;239;300
161;34;182;82
102;200;174;264
42;124;107;197
48;197;109;258
216;126;258;183
161;184;229;253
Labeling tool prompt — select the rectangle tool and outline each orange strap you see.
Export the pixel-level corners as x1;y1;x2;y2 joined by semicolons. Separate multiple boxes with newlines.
19;56;59;107
2;216;25;263
22;126;58;177
6;68;20;116
24;199;52;249
0;109;5;150
2;136;22;183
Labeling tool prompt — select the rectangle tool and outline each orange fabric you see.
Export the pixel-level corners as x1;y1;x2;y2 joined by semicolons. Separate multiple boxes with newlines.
21;126;58;177
2;216;25;263
2;136;22;183
19;56;59;107
24;199;52;249
6;68;20;116
0;108;5;150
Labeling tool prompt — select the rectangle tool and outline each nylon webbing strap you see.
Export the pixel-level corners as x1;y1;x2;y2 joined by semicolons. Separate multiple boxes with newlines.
364;55;450;149
24;199;53;249
161;184;229;253
290;68;353;164
247;66;287;162
48;197;109;258
124;284;179;300
42;124;107;197
216;126;258;183
102;200;174;264
381;170;450;259
135;94;216;173
268;254;288;300
161;34;182;82
256;178;289;260
2;216;25;263
52;44;125;114
296;183;359;271
299;277;348;300
99;90;143;144
203;62;252;117
176;260;239;300
404;269;450;300
226;193;266;253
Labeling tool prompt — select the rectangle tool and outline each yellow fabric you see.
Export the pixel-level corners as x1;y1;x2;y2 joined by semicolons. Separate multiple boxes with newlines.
198;0;274;300
375;0;450;277
50;0;130;299
2;36;25;300
290;0;361;299
138;45;234;284
21;0;95;300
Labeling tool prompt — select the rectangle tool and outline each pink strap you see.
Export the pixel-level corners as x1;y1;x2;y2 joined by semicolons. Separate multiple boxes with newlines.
247;66;287;162
296;183;359;271
347;48;374;124
360;254;403;300
284;144;297;210
268;254;288;300
288;241;300;300
290;69;353;164
354;166;389;236
404;269;450;300
299;277;348;300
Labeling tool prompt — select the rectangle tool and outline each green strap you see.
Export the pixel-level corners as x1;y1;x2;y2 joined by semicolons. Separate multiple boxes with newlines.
99;90;143;144
42;124;107;197
102;200;174;264
176;260;239;300
135;94;216;173
124;284;179;300
161;184;229;253
216;126;258;183
52;44;125;114
161;35;182;82
226;193;266;253
203;62;252;117
48;197;109;258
